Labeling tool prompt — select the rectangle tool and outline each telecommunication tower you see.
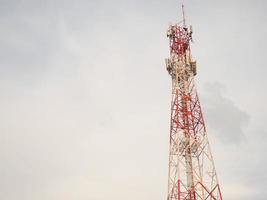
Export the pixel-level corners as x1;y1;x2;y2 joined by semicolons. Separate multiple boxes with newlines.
165;5;223;200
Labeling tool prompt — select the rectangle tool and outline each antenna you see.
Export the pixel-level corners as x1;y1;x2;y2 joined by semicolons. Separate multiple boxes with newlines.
182;4;186;27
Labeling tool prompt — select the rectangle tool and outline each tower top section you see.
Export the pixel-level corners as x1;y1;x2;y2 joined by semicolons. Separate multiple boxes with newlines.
167;5;193;57
165;5;197;81
167;25;192;57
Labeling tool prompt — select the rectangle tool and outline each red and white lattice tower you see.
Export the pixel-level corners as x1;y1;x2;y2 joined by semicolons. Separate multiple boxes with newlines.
165;5;223;200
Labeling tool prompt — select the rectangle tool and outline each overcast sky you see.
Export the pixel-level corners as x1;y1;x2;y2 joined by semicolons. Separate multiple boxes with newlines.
0;0;267;200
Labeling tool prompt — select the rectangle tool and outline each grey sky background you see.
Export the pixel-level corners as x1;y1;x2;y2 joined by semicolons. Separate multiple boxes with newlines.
0;0;266;199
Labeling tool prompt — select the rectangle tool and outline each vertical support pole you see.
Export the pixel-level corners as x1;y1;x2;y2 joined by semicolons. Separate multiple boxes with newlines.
178;179;181;200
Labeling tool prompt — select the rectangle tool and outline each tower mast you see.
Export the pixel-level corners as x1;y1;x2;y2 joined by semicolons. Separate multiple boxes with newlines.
165;5;223;200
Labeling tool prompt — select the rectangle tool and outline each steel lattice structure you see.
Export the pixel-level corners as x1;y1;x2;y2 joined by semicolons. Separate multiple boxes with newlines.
165;6;223;200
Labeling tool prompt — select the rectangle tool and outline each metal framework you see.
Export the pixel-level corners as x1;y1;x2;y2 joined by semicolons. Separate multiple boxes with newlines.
165;6;222;200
